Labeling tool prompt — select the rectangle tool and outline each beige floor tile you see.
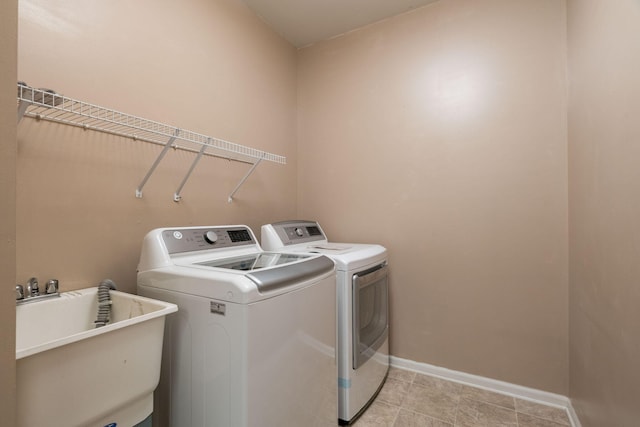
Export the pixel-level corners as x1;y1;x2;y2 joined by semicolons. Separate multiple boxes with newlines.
393;408;453;427
517;412;571;427
387;367;416;383
458;384;515;410
353;401;400;427
377;377;411;406
357;371;573;427
455;397;518;427
412;374;462;395
400;382;459;424
515;399;570;425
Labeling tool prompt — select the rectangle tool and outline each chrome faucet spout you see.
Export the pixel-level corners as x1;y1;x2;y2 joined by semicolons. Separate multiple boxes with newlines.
27;277;40;297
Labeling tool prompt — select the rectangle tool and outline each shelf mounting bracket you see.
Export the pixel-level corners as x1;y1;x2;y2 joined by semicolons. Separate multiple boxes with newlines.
228;156;264;203
173;138;209;202
136;128;181;198
17;100;30;124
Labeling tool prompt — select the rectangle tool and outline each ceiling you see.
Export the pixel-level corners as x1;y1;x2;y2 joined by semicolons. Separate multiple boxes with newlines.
241;0;440;48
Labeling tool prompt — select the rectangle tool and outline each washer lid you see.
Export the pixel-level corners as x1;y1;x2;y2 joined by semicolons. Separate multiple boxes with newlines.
196;252;311;271
195;252;335;293
305;243;387;271
246;255;335;293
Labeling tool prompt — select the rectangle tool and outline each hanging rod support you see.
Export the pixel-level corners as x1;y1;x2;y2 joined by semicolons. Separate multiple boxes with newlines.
228;156;264;203
136;128;181;198
174;138;209;202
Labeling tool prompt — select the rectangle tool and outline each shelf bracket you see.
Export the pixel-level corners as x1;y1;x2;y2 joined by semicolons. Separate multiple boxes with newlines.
17;100;30;124
173;138;209;202
228;156;264;203
136;128;181;198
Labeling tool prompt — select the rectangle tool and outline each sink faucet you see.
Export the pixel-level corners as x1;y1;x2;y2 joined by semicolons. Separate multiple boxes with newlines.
16;277;60;304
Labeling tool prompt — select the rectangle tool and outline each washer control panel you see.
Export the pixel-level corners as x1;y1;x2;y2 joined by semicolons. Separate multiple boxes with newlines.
162;226;255;254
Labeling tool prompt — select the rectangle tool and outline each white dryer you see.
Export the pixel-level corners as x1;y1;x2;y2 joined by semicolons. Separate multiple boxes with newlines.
261;220;389;425
137;225;337;427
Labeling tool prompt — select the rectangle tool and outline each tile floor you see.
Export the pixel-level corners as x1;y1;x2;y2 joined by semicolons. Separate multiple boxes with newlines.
353;367;572;427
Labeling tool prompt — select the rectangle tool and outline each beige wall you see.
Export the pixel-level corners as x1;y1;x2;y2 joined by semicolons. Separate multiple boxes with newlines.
567;0;640;425
0;0;18;424
298;0;569;393
11;0;640;423
17;0;297;294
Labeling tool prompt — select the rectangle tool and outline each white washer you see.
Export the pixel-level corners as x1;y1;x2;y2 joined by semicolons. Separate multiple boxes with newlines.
137;225;337;427
261;220;389;425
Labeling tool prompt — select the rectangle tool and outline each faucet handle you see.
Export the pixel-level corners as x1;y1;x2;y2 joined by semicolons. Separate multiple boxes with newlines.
16;285;24;301
45;279;59;294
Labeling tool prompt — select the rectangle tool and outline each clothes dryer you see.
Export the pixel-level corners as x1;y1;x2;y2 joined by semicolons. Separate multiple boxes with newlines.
137;225;337;427
261;220;389;425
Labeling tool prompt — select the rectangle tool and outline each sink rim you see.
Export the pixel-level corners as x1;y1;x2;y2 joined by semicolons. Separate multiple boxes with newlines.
16;287;177;360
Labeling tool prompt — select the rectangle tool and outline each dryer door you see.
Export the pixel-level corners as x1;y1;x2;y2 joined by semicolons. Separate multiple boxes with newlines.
352;263;389;369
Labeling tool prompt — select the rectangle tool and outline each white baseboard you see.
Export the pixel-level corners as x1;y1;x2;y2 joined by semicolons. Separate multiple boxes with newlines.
390;356;582;427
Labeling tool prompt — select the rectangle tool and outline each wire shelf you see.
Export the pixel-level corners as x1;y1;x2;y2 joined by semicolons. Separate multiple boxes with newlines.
16;83;286;202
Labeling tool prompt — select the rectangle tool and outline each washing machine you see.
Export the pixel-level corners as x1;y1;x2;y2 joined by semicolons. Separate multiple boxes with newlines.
137;225;337;427
261;220;389;425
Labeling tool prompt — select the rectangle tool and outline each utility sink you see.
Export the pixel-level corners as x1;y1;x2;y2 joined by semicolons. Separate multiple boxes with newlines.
16;287;177;427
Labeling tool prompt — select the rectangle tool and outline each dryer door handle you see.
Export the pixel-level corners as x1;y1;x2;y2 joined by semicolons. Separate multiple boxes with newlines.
353;263;388;290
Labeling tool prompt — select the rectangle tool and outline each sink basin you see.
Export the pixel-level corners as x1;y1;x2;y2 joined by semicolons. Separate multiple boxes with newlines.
16;287;177;427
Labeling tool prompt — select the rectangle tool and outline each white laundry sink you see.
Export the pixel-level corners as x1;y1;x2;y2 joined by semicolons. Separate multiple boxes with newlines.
16;287;177;427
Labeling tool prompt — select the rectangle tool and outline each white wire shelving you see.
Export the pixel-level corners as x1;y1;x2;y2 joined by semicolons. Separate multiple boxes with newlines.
16;82;286;202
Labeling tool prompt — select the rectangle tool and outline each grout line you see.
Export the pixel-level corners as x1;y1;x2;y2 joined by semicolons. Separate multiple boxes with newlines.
400;407;455;426
452;396;460;427
389;403;400;427
517;411;572;427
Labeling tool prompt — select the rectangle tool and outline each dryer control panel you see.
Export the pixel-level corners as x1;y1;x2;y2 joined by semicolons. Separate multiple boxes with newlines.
263;220;327;247
162;226;256;254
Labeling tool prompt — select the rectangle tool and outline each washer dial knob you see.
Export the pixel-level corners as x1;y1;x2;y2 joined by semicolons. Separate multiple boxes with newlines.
295;227;304;237
204;231;218;244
